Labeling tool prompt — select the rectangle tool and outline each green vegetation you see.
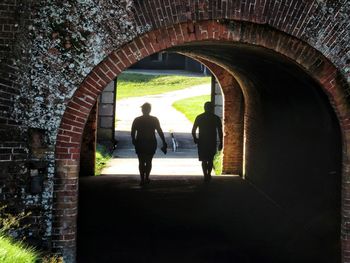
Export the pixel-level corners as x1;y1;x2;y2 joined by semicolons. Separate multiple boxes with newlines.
172;95;223;175
0;206;62;263
213;151;223;175
0;234;62;263
0;206;37;263
95;144;112;176
117;73;211;100
0;235;38;263
172;95;210;123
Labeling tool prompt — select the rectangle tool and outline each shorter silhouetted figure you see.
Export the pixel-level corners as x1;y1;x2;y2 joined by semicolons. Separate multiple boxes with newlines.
192;101;223;182
131;102;167;185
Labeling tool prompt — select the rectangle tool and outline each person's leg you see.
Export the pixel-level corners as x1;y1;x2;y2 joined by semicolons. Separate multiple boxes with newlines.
206;157;214;181
201;161;208;181
145;155;153;183
138;155;146;185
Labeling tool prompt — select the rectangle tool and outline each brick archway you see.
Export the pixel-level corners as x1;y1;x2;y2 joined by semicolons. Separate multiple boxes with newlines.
189;58;245;175
54;20;349;261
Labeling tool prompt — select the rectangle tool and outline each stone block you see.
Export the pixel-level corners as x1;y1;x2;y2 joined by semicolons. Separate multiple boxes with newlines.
101;92;115;104
97;128;113;141
100;117;114;128
215;83;222;93
215;94;223;105
215;106;223;118
98;104;114;116
104;81;115;92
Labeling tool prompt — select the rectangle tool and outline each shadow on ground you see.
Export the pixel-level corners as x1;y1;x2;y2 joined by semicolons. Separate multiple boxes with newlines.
114;131;198;158
77;176;339;263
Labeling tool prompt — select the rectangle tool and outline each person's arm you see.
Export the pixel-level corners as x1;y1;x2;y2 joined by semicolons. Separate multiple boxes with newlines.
217;116;223;151
192;117;199;144
131;119;137;146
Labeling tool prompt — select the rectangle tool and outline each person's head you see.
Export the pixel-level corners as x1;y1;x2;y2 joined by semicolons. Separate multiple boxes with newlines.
141;102;151;115
204;101;214;113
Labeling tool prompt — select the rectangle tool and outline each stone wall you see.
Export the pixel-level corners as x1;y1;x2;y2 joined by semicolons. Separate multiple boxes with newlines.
0;1;53;247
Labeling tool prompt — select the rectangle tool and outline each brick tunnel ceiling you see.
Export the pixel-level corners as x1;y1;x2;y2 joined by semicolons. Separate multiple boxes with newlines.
169;43;341;146
170;42;323;94
169;43;342;223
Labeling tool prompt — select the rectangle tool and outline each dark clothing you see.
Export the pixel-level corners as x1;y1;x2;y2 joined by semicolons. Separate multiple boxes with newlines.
131;115;161;155
192;112;222;161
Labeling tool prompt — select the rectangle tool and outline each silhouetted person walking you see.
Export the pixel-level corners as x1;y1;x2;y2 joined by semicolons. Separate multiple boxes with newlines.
192;101;223;182
131;102;167;185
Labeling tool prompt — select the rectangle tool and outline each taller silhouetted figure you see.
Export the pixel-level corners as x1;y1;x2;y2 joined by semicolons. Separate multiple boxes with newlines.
131;102;167;185
192;101;223;182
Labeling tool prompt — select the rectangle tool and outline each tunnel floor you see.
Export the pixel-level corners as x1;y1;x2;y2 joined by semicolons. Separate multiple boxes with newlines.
77;175;339;263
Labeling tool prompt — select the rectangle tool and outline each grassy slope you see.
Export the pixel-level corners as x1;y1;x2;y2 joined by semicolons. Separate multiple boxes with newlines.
172;95;210;123
95;144;112;176
172;95;222;175
0;234;38;263
117;73;211;100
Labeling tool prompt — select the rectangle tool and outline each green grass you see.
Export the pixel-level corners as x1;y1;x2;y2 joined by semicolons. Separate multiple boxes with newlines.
172;95;210;123
0;233;38;263
117;73;211;100
0;206;62;263
213;151;223;175
172;95;222;175
95;144;112;176
0;234;62;263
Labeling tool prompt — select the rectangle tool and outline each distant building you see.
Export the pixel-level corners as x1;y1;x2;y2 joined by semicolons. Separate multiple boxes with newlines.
130;52;208;74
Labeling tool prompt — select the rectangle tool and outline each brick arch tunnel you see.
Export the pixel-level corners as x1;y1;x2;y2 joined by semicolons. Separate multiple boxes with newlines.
54;21;349;262
77;42;341;262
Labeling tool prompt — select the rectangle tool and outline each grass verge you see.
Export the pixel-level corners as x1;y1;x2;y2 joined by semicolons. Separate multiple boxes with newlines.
0;234;38;263
213;151;223;175
172;95;210;123
172;95;223;175
95;144;112;176
0;206;63;263
117;73;211;100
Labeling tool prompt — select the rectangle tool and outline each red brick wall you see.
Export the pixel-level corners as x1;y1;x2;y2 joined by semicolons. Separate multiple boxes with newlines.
195;59;244;175
79;103;97;177
0;2;25;161
0;0;28;224
220;73;244;175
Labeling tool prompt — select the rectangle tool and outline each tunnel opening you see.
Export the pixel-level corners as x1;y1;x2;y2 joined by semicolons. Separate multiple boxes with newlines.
79;53;234;178
101;65;214;177
76;41;341;262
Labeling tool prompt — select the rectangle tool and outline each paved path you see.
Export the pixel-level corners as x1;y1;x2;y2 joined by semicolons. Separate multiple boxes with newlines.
101;83;211;176
77;175;338;263
114;83;210;133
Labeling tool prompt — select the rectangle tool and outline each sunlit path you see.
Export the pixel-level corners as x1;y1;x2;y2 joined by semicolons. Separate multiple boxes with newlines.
101;83;211;176
114;83;210;132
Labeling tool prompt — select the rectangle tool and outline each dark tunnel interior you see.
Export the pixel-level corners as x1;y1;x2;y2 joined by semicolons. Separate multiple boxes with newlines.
171;42;342;253
77;43;342;263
